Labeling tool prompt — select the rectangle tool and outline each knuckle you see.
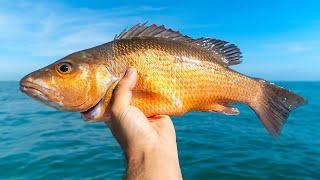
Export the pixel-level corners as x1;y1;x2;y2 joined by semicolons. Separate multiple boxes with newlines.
110;104;130;121
118;106;131;121
111;89;121;98
110;105;120;116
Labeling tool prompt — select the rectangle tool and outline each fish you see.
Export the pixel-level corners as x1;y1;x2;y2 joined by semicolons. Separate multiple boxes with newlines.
20;23;307;137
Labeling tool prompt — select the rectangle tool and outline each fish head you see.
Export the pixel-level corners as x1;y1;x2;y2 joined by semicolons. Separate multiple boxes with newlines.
20;51;115;112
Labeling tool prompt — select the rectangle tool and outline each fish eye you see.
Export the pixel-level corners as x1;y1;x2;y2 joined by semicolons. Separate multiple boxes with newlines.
56;62;72;74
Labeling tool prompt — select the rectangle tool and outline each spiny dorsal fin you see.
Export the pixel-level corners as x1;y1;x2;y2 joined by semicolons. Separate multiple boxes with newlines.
115;22;192;42
115;23;243;66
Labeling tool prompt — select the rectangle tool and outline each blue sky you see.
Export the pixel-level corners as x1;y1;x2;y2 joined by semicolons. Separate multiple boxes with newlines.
0;0;319;81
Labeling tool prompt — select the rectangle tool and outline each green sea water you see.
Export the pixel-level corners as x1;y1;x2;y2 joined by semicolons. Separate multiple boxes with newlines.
0;81;319;179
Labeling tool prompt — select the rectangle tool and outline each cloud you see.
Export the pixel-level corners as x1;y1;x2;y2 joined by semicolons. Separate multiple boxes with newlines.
0;1;170;56
261;41;318;54
0;1;172;80
0;4;124;55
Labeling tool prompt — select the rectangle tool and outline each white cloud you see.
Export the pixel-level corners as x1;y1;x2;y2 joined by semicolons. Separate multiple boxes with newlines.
0;1;173;80
262;41;318;54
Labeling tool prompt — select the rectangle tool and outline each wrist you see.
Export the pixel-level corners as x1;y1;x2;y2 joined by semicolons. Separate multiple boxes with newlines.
126;144;176;159
125;146;182;180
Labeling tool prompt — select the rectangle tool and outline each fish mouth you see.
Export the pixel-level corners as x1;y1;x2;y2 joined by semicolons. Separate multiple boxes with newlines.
20;80;63;108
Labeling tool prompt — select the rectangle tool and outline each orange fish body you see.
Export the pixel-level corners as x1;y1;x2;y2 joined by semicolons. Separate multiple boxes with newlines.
109;38;255;117
20;23;307;137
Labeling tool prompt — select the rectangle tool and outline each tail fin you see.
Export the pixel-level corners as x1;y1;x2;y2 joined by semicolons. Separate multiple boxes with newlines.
250;80;307;137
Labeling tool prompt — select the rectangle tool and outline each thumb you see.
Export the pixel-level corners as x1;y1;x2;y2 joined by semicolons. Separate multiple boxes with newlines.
110;67;137;118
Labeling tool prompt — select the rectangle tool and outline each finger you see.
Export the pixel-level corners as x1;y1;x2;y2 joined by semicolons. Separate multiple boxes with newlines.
148;115;170;121
149;115;176;137
110;67;137;117
149;115;173;128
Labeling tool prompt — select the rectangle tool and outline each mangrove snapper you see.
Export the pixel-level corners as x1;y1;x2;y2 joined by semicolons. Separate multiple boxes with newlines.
20;23;307;137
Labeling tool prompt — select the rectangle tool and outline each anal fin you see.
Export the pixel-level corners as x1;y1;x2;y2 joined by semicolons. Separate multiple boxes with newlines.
206;104;239;115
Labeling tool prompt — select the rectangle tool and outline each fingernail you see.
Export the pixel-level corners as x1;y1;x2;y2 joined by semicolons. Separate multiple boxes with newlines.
125;67;135;76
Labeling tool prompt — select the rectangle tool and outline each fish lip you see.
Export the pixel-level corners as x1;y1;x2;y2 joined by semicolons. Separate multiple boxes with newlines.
20;80;89;111
20;81;62;102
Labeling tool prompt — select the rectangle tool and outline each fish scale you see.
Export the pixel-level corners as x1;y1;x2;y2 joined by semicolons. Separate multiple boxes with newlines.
110;38;252;116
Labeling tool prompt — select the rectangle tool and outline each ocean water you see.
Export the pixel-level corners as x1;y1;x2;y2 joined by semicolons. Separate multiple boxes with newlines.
0;81;319;179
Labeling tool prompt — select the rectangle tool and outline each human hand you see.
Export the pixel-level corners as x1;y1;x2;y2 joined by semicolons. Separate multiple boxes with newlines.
106;67;182;180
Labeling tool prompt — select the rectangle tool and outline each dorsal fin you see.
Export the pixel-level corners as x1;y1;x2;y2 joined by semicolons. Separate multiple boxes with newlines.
115;22;192;42
115;23;242;66
191;38;242;65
